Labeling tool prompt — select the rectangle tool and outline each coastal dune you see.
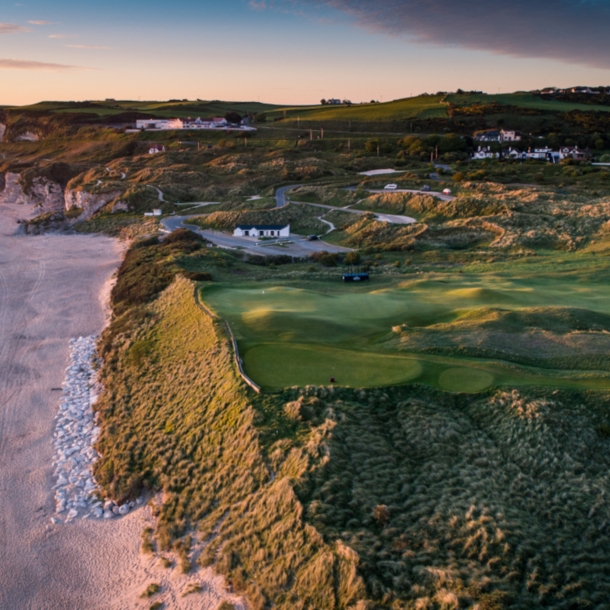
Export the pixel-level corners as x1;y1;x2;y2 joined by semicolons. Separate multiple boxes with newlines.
0;204;239;609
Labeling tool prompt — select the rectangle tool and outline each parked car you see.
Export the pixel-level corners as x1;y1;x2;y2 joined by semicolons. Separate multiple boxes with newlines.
443;188;452;195
384;183;398;190
421;185;431;192
307;235;319;241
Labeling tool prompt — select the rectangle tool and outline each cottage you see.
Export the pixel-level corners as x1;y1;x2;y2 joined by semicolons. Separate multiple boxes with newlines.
560;146;589;161
500;129;522;142
475;130;501;143
472;146;499;160
233;224;290;238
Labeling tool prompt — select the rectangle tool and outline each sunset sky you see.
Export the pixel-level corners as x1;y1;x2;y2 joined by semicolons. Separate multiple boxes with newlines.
2;0;610;106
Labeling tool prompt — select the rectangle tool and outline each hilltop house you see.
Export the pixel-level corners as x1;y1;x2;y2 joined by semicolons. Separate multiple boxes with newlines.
475;130;501;142
233;224;290;238
560;146;590;161
475;129;521;143
500;129;522;142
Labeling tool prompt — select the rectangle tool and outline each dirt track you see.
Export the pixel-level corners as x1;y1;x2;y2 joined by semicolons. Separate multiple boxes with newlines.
0;204;241;609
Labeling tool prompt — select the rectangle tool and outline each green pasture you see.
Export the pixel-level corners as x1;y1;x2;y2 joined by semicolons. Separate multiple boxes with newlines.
201;260;610;391
446;92;610;113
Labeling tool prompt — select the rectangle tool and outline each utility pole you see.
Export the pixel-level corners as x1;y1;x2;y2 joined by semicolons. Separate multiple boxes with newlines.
377;144;380;157
348;138;351;151
321;128;324;139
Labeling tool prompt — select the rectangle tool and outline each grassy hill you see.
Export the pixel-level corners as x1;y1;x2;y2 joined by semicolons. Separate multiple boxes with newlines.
14;99;285;118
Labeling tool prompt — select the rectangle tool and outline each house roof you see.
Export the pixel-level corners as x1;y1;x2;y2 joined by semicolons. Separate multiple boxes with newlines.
236;224;289;231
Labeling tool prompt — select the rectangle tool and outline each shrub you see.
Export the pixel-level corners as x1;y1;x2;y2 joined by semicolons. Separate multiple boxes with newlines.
141;583;160;598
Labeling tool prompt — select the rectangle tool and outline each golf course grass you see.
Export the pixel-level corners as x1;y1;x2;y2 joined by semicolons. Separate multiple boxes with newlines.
202;259;610;392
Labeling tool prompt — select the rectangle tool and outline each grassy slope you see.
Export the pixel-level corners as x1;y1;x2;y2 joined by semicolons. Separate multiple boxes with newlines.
17;100;284;118
96;275;610;608
95;276;366;609
447;92;610;113
270;95;448;121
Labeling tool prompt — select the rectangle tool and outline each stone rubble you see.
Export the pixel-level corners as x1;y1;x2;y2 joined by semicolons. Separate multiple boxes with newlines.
52;335;137;523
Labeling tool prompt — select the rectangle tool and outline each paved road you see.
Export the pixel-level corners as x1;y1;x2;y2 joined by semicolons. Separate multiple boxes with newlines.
276;185;418;224
161;215;351;257
346;186;455;202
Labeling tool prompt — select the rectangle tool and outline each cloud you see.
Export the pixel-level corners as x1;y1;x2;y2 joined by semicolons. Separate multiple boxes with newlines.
0;22;30;34
296;0;610;69
28;20;51;25
0;59;87;71
49;34;67;38
65;44;112;50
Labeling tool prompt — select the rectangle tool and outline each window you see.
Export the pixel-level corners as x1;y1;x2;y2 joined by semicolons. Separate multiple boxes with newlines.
244;230;249;236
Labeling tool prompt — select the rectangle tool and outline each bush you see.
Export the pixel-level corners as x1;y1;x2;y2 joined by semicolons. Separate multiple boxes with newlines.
141;583;160;598
183;271;212;282
453;171;465;182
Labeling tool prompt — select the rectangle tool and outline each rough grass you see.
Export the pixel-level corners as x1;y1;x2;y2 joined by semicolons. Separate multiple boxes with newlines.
94;276;367;609
291;383;610;608
190;203;328;235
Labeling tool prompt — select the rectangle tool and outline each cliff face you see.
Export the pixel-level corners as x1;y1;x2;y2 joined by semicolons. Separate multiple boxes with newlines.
0;173;26;204
64;188;121;220
0;173;65;212
0;170;123;220
0;123;6;143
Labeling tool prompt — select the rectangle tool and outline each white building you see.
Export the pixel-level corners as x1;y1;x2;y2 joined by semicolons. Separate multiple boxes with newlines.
233;224;290;238
149;145;165;155
473;146;499;160
500;129;522;142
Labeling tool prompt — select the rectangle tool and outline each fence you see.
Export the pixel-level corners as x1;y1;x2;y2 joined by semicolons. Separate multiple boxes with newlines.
194;288;261;394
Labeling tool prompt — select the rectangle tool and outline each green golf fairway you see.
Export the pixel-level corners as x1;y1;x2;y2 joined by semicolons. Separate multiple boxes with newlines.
243;344;424;388
202;262;610;391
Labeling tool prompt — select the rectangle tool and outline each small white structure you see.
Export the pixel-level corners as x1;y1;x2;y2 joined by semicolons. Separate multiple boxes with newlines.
233;224;290;238
152;209;162;216
384;184;398;190
442;188;452;195
149;145;165;155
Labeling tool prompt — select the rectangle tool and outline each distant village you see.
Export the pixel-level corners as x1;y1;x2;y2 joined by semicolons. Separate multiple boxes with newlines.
134;116;256;132
472;129;592;163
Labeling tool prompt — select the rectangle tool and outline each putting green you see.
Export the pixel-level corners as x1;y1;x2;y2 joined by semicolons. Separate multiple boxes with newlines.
243;344;424;388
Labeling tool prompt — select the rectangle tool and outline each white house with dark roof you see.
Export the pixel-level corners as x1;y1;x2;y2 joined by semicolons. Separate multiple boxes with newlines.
233;224;290;238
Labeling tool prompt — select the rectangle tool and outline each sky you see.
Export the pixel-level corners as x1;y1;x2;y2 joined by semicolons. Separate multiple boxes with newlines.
1;0;610;106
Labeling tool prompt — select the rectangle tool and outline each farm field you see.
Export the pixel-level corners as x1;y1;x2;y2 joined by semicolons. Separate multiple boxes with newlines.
202;255;610;392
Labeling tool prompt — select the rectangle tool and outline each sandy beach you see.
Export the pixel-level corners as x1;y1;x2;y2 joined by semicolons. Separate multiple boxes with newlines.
0;204;242;609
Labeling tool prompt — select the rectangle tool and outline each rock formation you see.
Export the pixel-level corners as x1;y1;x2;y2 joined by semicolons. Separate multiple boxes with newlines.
64;188;122;220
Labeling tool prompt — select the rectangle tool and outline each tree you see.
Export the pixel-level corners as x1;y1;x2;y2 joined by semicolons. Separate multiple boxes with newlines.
365;139;379;153
320;99;327;105
344;251;361;265
224;111;242;125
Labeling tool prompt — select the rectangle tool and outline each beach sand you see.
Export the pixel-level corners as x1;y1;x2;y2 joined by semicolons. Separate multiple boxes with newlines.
0;204;243;609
